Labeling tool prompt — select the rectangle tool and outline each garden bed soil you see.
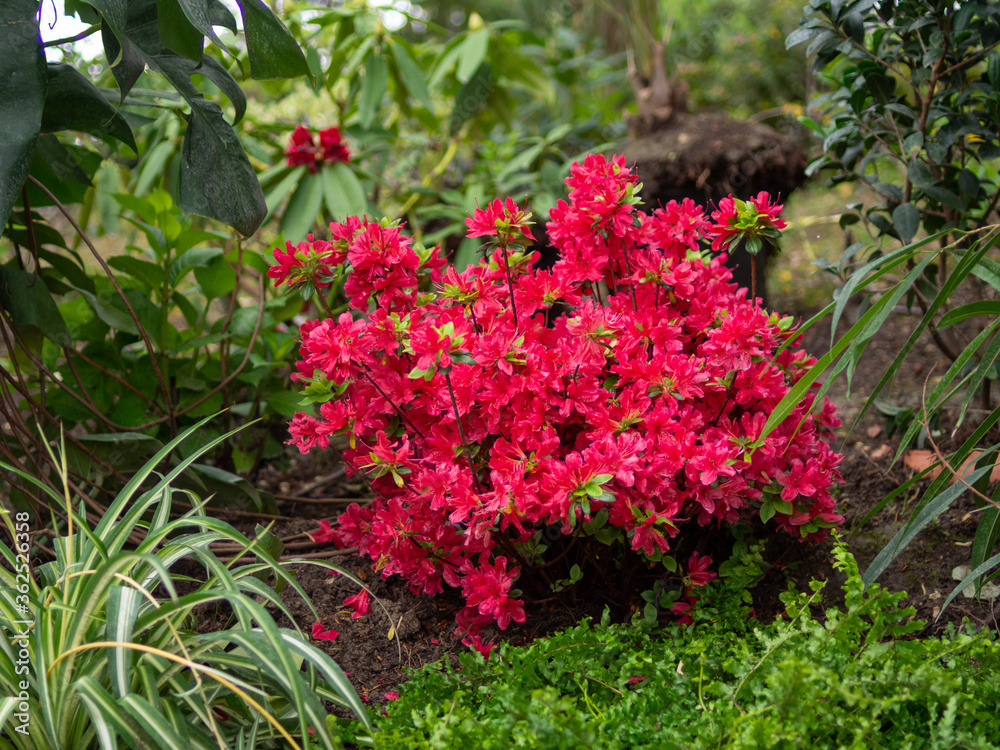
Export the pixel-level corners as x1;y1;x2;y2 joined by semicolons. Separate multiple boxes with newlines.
202;305;1000;709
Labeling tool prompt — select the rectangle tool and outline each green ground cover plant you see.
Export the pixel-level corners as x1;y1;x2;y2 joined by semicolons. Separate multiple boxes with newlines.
369;541;1000;749
0;418;371;749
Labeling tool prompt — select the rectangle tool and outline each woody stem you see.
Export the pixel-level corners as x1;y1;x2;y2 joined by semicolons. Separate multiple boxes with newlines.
500;242;520;333
443;367;483;494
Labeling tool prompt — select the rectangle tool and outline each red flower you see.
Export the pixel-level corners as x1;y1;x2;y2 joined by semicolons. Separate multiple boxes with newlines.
311;621;339;642
285;124;319;172
466;197;536;245
309;519;337;544
685;552;716;587
319;127;351;163
285;124;351;172
708;191;787;254
344;589;371;619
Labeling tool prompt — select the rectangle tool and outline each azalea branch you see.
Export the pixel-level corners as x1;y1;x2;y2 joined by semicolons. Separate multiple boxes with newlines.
443;366;483;494
500;242;520;333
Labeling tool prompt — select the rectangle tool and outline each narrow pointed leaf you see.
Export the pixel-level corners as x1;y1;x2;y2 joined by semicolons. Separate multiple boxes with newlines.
281;173;323;241
107;584;141;698
938;550;1000;617
862;464;993;587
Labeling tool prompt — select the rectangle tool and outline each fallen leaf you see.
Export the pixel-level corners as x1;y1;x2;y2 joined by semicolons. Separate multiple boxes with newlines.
871;444;893;460
904;449;1000;483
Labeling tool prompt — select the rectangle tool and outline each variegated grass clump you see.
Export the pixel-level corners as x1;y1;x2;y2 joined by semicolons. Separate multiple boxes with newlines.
0;418;372;749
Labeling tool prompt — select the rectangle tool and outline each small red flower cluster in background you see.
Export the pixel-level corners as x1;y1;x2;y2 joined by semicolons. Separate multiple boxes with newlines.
284;124;351;172
273;153;844;649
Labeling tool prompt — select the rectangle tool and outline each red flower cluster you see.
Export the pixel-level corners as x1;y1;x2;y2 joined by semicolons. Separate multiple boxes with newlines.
278;154;843;649
284;124;351;172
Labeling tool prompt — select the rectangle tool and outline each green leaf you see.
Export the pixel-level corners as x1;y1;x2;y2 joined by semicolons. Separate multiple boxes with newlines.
101;23;146;103
450;61;492;135
938;549;1000;617
84;0;128;58
156;0;204;61
238;0;310;80
193;253;236;299
197;54;247;124
108;255;169;289
989;51;1000;90
175;0;231;51
34;134;94;186
971;500;1000;590
175;97;265;235
119;1;265;234
457;29;489;83
865;73;895;103
892;202;920;243
938;301;1000;327
172;245;224;283
359;52;389;129
863;462;994;588
281;172;324;242
323;163;367;221
107;584;140;698
41;64;137;152
120;694;188;750
0;266;72;346
0;0;46;230
907;159;934;187
265;165;305;217
389;39;432;109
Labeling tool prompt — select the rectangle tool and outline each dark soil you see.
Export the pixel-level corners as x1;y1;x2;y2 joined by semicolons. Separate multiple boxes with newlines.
200;303;1000;710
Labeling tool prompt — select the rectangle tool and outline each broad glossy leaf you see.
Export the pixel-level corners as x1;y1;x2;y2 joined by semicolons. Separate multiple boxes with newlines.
0;0;46;230
892;202;920;243
196;53;246;124
108;255;169;290
179;98;267;235
238;0;310;80
102;24;147;103
907;159;934;187
175;0;229;51
34;134;94;186
156;0;204;61
41;64;137;152
193;254;236;299
0;266;72;346
110;0;266;234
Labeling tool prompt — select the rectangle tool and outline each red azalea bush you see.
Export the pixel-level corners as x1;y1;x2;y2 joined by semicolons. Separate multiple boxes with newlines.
284;124;351;172
273;154;843;646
